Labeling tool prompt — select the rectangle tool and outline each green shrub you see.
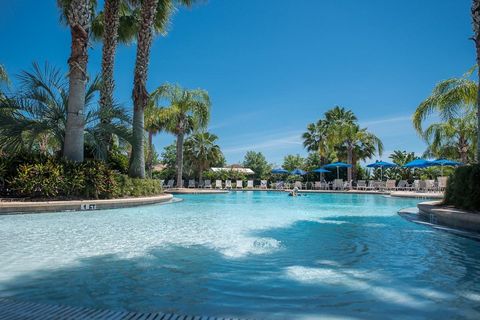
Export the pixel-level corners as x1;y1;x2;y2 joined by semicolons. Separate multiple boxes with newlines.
2;155;163;200
444;164;480;211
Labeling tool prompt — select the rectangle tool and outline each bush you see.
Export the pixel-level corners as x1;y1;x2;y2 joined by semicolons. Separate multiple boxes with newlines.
444;164;480;211
1;155;163;200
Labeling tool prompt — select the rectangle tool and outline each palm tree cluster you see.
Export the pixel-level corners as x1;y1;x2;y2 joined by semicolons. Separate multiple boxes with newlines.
302;106;383;182
0;0;211;182
414;70;478;163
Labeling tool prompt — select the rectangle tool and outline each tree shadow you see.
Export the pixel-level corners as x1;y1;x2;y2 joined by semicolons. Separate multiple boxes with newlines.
1;216;480;319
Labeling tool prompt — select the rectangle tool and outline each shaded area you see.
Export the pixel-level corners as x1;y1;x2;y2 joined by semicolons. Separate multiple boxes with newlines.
1;215;480;319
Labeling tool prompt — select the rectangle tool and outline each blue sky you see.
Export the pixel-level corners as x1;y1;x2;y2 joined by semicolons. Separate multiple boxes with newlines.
0;0;474;166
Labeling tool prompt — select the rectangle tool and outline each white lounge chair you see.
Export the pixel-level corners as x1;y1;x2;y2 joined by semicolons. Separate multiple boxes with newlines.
166;180;174;189
425;179;435;192
260;180;268;189
355;180;366;190
294;181;302;189
160;180;165;188
247;180;254;189
275;181;285;190
215;180;223;189
412;180;420;192
333;179;344;190
386;180;396;191
204;180;212;189
225;180;232;189
437;176;448;191
188;179;196;188
314;181;322;190
395;180;411;190
236;180;243;189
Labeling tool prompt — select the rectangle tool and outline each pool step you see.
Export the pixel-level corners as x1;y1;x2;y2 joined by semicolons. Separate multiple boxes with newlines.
0;298;246;320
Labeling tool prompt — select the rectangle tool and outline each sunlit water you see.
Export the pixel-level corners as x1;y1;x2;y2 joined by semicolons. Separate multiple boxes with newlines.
1;192;479;319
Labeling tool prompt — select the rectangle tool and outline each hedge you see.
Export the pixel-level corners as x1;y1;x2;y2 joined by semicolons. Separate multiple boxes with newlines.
0;156;163;200
444;164;480;212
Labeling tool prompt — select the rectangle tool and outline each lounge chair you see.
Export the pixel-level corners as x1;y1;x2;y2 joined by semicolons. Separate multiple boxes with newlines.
395;180;410;190
365;180;376;190
320;181;329;190
425;179;435;192
260;180;268;189
314;181;322;190
355;180;366;190
437;176;448;191
412;180;420;192
247;180;254;189
386;180;396;191
215;180;223;189
166;179;174;189
236;180;243;189
225;180;232;189
294;181;302;189
188;179;196;188
160;180;165;188
275;181;285;190
333;179;344;190
204;180;212;189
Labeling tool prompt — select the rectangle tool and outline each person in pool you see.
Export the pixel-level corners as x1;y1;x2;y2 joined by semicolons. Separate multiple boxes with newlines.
289;186;299;197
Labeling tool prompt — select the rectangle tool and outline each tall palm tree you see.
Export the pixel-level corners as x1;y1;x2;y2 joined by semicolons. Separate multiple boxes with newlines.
154;83;210;187
330;123;383;182
184;132;222;181
57;0;96;162
128;0;196;178
0;64;9;86
302;119;331;164
473;0;480;162
0;63;130;157
414;75;477;163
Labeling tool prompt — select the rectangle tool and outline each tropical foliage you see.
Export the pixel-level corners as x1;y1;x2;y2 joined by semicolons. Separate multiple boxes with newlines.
243;151;272;180
414;73;478;163
184;132;224;181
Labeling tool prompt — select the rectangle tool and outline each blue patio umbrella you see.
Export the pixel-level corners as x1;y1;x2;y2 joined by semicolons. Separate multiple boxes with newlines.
366;160;397;181
312;168;331;173
403;159;433;168
271;168;289;174
291;168;307;175
429;158;463;175
323;162;352;179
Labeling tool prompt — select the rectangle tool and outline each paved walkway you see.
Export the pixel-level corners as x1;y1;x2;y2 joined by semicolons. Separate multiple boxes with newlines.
0;298;245;320
0;194;174;215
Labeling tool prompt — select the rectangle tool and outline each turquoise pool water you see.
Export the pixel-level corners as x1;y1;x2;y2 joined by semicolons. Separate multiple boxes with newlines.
0;192;479;319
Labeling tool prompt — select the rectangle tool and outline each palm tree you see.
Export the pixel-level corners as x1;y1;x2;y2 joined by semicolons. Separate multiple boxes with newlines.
330;123;383;182
129;0;196;178
153;83;210;187
0;63;130;157
472;0;480;162
302;119;331;164
184;132;222;181
414;75;477;162
57;0;96;162
0;64;9;86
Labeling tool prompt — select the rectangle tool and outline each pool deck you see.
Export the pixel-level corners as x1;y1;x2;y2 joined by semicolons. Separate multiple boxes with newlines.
0;298;245;320
417;200;480;233
0;194;174;215
165;188;229;194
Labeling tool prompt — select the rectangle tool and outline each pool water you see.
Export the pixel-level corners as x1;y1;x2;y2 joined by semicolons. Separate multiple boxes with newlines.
1;192;479;319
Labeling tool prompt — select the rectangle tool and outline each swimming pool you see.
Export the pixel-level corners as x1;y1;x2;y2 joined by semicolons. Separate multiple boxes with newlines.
0;192;479;319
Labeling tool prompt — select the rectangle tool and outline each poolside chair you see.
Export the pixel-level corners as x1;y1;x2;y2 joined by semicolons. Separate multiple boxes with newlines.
188;179;196;188
333;179;344;190
395;180;410;191
294;181;302;190
418;180;427;192
160;180;165;188
437;176;448;191
376;181;387;191
275;181;285;190
204;180;212;189
235;180;243;189
260;180;268;189
166;180;174;189
365;180;376;190
425;179;435;192
247;180;254;189
320;181;329;190
314;181;322;190
355;180;366;190
215;180;223;189
386;180;396;191
412;180;420;192
225;180;232;189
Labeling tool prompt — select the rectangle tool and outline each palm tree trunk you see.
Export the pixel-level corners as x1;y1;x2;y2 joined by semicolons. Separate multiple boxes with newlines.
99;0;121;160
473;0;480;163
147;131;153;177
176;132;185;188
347;147;353;183
63;0;92;162
128;0;159;178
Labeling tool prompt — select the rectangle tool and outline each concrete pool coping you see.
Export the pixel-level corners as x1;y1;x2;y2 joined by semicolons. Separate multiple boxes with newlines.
0;193;174;215
417;200;480;233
